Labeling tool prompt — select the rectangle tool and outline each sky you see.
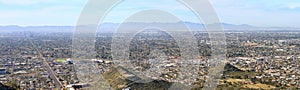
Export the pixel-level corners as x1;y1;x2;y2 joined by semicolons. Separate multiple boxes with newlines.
1;0;300;27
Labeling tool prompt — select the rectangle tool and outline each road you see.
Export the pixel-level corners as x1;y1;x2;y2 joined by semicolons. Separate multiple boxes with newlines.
25;32;63;88
42;58;63;88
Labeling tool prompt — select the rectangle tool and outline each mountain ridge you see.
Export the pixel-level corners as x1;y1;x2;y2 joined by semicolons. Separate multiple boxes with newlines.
0;22;299;32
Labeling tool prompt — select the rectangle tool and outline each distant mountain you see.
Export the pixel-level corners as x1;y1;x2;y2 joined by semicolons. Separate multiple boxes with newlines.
0;22;300;33
0;25;24;32
210;23;254;29
0;25;73;33
98;22;300;32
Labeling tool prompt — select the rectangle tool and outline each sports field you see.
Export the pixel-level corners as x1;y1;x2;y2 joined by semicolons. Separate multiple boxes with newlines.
55;58;66;62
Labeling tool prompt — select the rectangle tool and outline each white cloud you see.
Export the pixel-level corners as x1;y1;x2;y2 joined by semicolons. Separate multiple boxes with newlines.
285;3;300;9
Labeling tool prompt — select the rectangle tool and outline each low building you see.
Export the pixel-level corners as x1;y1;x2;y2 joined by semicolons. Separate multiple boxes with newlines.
0;68;7;75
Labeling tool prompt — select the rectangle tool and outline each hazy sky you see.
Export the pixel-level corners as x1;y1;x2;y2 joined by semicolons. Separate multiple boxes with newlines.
1;0;300;27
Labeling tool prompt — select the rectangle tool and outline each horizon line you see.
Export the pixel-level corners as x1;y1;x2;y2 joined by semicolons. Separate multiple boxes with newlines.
0;22;299;28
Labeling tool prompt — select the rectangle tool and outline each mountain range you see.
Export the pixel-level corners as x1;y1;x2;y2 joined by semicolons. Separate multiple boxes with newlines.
0;22;299;33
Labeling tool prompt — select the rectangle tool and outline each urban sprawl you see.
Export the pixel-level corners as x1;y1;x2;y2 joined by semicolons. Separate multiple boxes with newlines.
0;30;300;90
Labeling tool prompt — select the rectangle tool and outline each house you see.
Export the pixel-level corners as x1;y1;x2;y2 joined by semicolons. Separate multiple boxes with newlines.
0;68;7;75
